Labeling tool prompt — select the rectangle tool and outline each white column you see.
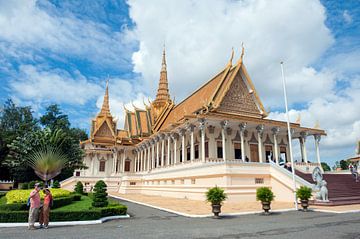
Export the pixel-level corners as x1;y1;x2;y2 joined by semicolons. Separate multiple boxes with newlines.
172;133;178;165
90;154;94;175
156;137;160;168
221;120;228;161
180;129;186;164
122;149;126;173
300;132;308;163
272;127;280;164
199;119;206;162
189;125;195;161
112;150;117;173
151;140;155;169
141;147;144;171
167;135;171;166
147;144;151;171
161;135;165;167
257;125;264;163
314;134;321;167
239;123;247;162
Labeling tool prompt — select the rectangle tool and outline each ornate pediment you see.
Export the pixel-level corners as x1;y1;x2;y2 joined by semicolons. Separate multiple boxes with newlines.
216;71;262;117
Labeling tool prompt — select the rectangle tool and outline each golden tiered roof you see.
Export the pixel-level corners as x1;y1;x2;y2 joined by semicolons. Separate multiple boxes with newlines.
157;46;268;131
83;45;325;147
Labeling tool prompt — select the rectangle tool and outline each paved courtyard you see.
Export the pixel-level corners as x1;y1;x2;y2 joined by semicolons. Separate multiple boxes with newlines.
1;198;360;239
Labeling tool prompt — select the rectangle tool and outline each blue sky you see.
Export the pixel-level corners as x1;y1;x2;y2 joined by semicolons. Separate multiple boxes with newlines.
0;0;359;166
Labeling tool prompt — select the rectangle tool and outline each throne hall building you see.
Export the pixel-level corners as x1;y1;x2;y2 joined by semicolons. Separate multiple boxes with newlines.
61;48;325;202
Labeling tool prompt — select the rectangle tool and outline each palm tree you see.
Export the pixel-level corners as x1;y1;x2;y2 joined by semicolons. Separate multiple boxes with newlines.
26;146;68;186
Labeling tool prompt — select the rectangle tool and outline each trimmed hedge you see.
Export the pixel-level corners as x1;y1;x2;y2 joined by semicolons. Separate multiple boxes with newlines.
0;192;6;198
0;194;80;211
6;189;71;204
0;204;127;222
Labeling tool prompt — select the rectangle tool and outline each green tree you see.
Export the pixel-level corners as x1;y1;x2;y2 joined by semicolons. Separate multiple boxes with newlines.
40;104;70;131
340;160;350;170
74;181;84;194
321;162;331;172
92;180;108;207
0;99;38;180
52;180;60;188
6;128;86;181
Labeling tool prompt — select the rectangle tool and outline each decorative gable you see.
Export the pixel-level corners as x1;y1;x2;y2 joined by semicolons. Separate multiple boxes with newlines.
216;68;264;118
95;121;113;137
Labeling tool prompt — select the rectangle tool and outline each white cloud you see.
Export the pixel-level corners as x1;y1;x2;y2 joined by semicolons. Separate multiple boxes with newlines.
10;65;102;105
126;0;360;166
343;10;353;24
0;0;135;67
127;0;334;105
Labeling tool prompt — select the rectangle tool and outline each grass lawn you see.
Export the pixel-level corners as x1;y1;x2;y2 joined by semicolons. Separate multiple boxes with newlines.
0;196;6;205
52;196;92;211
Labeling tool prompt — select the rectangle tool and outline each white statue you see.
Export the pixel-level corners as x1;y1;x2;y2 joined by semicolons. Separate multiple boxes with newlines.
312;167;329;202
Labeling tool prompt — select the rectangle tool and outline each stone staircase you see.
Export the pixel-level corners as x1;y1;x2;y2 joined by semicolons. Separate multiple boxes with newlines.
296;171;360;206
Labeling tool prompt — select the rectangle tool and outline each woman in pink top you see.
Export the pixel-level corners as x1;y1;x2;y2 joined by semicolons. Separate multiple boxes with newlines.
28;183;41;230
39;188;53;229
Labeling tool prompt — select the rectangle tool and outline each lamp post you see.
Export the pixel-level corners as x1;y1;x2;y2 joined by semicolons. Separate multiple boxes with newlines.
280;61;298;210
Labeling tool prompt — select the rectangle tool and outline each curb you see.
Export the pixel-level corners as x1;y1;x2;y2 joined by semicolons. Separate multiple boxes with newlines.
0;214;130;228
109;194;297;218
312;208;360;214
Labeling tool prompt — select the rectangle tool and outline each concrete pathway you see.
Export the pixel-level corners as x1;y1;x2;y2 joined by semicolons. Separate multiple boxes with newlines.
1;198;360;239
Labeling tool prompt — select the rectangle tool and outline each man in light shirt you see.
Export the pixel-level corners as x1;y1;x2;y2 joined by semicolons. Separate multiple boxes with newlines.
28;183;41;230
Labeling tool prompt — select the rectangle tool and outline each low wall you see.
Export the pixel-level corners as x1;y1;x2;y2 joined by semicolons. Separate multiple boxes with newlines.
118;161;310;202
0;181;14;190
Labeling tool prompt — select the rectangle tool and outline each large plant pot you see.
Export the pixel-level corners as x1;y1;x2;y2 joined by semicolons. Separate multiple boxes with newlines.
300;200;309;212
261;201;271;215
212;204;222;219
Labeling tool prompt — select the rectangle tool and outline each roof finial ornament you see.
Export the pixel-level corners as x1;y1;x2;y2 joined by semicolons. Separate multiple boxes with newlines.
314;120;320;129
99;78;110;116
235;42;245;65
123;103;129;112
161;43;167;72
131;101;138;111
296;113;301;124
227;47;234;67
241;42;245;61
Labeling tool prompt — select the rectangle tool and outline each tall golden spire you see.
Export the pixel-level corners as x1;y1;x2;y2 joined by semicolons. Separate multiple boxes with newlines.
99;80;111;116
154;46;171;105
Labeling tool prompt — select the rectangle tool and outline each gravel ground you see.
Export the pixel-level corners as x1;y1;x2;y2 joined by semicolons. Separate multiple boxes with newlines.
1;198;360;239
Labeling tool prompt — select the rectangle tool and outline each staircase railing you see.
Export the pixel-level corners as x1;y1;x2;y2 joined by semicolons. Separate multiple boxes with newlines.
269;160;313;188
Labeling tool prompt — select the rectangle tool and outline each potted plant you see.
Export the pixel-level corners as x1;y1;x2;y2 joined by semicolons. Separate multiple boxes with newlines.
206;186;227;219
256;187;275;215
296;186;312;211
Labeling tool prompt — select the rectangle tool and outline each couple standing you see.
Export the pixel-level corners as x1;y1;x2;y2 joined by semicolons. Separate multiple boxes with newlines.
28;183;53;230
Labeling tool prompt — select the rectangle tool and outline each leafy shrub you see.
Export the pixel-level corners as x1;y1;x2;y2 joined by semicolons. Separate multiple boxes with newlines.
0;203;27;211
72;194;82;201
92;180;108;208
296;186;312;201
28;181;36;189
28;181;44;189
0;195;77;211
52;180;60;188
5;189;71;204
20;183;29;190
256;187;275;202
74;181;84;195
205;186;227;205
0;192;6;198
99;204;127;217
0;204;127;222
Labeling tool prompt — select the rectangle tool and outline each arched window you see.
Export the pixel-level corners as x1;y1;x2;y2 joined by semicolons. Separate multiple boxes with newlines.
99;160;106;172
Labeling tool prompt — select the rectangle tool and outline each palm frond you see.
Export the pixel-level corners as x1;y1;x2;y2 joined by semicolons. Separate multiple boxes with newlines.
26;146;68;181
